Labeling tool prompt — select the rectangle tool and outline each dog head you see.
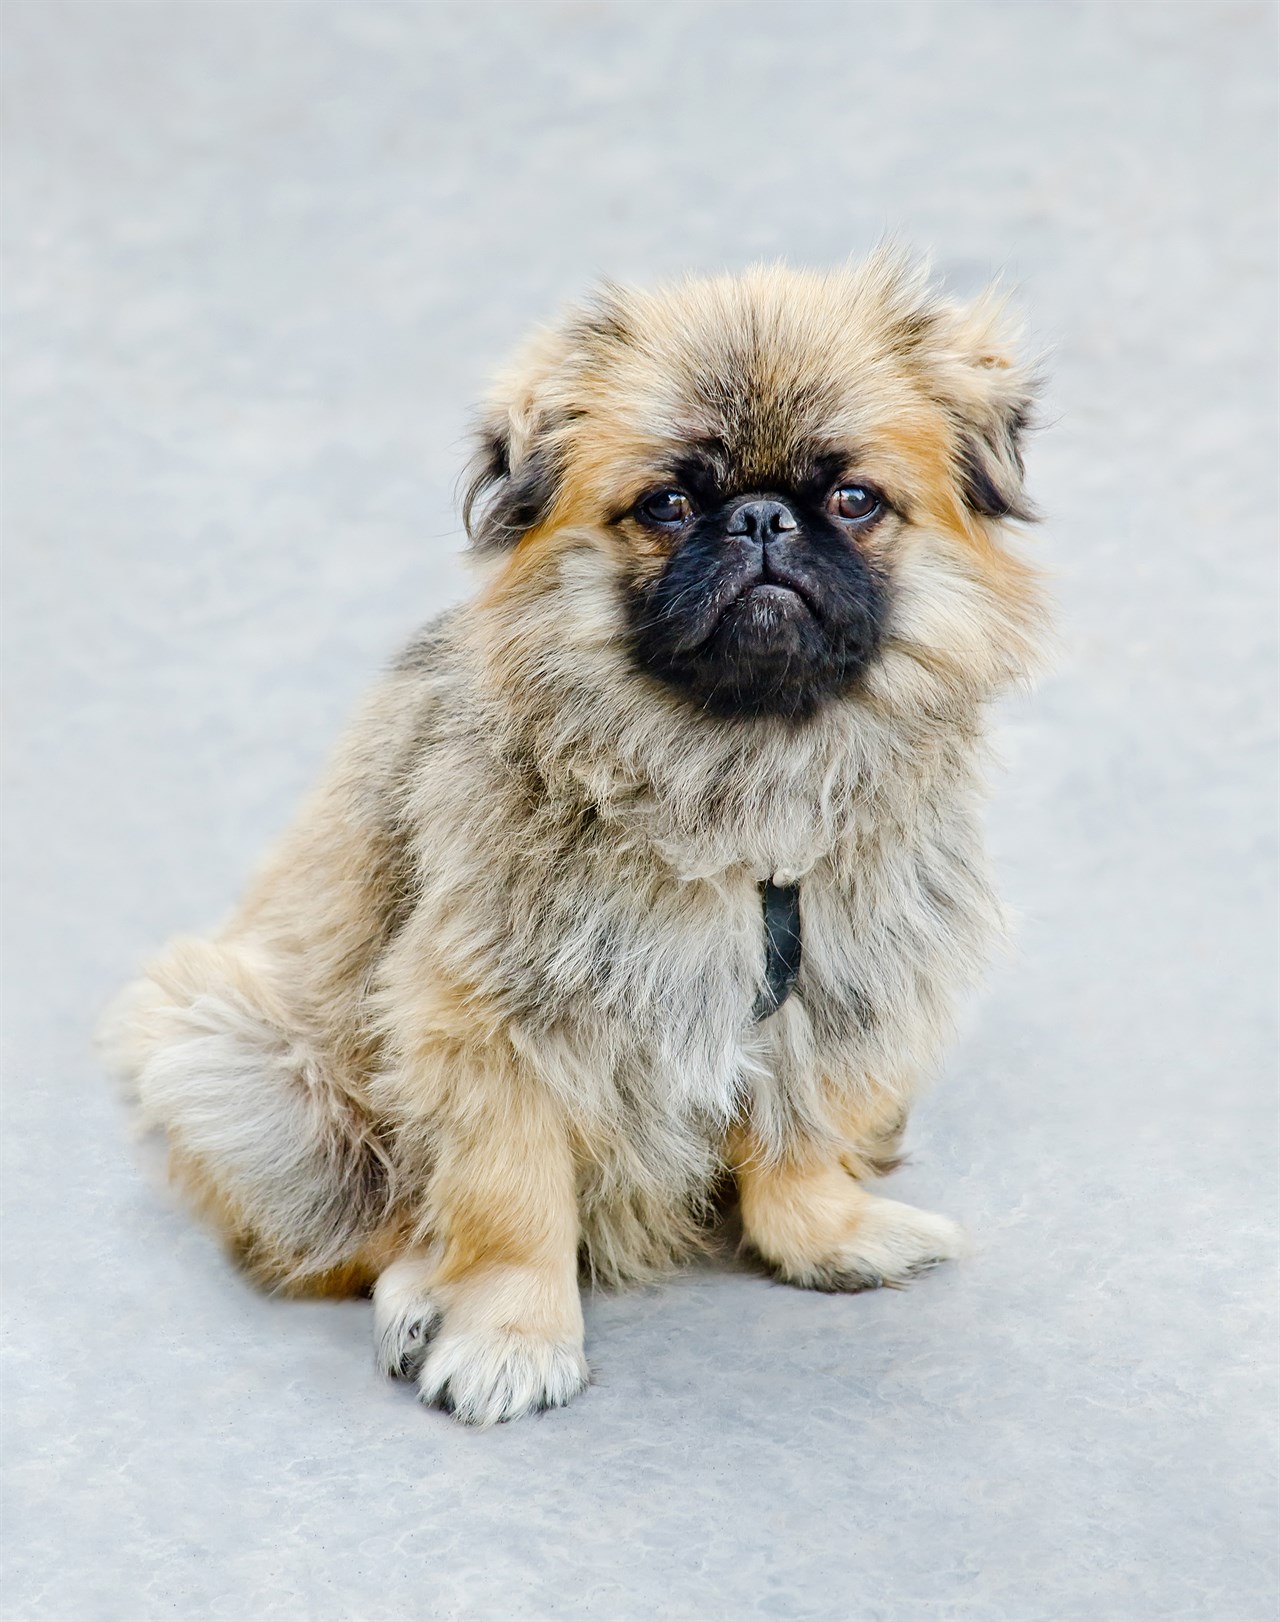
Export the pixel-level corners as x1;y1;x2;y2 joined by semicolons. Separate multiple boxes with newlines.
464;253;1042;723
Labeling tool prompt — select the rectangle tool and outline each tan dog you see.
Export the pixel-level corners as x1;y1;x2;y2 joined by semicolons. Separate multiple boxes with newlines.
102;252;1045;1424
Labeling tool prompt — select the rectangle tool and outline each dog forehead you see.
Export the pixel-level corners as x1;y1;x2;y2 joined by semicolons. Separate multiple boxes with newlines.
575;276;926;490
673;350;845;488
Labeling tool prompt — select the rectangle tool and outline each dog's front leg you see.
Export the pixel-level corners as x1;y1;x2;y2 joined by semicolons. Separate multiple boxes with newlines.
375;1040;587;1426
728;1110;963;1293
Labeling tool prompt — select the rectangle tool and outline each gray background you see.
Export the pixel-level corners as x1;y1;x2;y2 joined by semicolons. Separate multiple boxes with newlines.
3;3;1276;1618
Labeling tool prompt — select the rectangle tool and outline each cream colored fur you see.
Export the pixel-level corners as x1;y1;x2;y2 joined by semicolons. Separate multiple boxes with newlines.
102;253;1045;1424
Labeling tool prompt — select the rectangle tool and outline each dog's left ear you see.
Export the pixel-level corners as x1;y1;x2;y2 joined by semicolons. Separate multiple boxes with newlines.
933;292;1040;524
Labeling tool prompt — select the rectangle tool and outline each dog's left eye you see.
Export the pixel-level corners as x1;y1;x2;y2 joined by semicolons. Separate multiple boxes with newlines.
636;490;693;527
829;485;882;524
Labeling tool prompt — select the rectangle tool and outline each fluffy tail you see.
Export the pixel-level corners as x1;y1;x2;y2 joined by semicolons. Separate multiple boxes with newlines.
99;937;394;1289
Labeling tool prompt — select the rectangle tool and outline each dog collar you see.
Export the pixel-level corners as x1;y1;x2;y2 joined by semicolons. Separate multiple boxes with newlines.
751;879;802;1022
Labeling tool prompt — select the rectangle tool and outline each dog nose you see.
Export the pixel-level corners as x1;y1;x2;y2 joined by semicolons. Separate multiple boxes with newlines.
725;498;798;539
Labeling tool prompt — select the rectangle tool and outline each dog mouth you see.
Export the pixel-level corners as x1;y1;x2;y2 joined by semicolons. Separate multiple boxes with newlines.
673;569;821;654
733;580;816;625
743;580;811;608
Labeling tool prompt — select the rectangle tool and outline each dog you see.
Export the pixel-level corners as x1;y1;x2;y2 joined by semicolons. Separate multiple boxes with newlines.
101;251;1045;1425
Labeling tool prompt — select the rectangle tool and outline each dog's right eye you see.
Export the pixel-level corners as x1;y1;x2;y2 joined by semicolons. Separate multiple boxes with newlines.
635;490;693;528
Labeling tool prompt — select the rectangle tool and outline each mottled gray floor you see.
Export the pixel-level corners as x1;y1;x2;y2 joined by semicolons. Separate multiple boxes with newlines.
3;3;1276;1618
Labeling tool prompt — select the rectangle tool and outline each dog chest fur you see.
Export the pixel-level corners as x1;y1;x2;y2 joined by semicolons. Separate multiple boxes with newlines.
359;605;1002;1237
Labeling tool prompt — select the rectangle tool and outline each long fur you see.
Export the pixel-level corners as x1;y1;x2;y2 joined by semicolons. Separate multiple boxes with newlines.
102;252;1046;1421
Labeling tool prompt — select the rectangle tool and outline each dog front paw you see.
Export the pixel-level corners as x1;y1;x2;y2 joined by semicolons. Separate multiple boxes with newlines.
799;1198;965;1292
417;1327;589;1426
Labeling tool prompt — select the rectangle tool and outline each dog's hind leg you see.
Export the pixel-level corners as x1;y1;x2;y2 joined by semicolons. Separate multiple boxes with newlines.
100;936;394;1291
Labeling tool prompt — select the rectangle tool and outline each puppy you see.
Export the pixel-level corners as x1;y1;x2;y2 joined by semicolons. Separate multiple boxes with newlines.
102;252;1045;1425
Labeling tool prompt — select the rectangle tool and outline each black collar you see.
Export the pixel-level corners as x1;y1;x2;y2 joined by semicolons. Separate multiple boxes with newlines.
751;879;802;1022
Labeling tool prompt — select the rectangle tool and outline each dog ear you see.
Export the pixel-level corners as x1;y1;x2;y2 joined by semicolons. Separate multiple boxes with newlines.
461;287;634;551
461;317;583;552
934;290;1040;524
462;414;565;553
461;393;569;553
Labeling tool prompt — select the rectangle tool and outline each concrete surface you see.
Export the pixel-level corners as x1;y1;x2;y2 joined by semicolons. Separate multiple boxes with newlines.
3;3;1276;1618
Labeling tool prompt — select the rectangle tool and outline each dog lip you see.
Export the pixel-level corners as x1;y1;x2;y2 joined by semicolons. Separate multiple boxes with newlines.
743;566;822;620
675;577;816;656
666;561;823;656
735;581;821;637
743;581;808;609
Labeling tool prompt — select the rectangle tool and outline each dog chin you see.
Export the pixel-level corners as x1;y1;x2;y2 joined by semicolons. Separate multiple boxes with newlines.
714;582;820;673
737;580;815;625
637;594;880;721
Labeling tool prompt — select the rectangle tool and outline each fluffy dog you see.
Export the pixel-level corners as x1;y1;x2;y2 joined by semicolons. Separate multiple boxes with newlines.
102;252;1045;1424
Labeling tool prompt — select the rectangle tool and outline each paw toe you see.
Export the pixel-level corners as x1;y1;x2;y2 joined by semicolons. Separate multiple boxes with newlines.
795;1201;965;1293
418;1330;588;1426
375;1300;441;1379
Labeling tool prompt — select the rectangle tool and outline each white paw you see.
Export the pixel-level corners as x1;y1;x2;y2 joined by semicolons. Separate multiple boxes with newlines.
808;1198;965;1292
417;1328;589;1426
373;1256;442;1380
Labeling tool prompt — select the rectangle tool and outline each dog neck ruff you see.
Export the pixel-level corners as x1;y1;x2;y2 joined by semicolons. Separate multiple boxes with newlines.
751;879;803;1022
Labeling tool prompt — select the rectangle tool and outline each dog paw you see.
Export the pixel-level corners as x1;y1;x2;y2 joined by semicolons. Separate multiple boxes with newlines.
373;1258;442;1380
417;1328;589;1426
802;1198;965;1293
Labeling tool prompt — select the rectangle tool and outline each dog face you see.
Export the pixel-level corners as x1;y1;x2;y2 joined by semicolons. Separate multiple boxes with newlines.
464;254;1041;721
619;446;889;719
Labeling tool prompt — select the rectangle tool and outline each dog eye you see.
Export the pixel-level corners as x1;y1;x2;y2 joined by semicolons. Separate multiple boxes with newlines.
636;490;693;527
830;485;882;524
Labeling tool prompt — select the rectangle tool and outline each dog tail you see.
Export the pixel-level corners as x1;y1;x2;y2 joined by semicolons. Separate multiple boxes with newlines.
99;937;394;1289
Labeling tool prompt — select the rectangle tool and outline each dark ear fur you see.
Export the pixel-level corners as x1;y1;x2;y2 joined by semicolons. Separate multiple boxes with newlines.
929;289;1041;524
958;400;1036;522
461;284;634;551
461;419;565;552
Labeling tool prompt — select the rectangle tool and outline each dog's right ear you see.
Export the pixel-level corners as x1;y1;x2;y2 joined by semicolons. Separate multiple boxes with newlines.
461;321;589;552
462;288;636;552
462;410;566;553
